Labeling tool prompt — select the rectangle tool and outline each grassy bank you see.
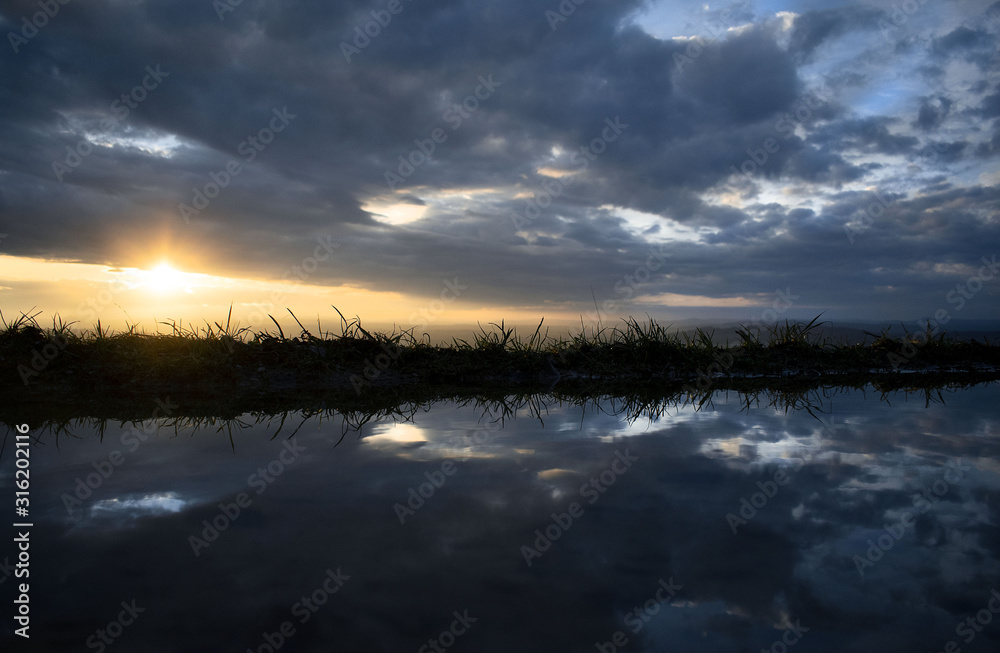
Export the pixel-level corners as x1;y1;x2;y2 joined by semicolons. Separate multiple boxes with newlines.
3;309;1000;405
3;307;999;429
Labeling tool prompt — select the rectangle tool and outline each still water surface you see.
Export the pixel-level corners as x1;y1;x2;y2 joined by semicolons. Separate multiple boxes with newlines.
2;385;1000;652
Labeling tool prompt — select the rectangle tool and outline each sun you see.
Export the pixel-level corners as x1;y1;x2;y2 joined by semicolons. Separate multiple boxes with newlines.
145;262;186;294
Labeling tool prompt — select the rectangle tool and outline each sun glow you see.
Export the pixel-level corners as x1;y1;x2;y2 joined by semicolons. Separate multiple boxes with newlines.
143;263;188;294
0;253;556;336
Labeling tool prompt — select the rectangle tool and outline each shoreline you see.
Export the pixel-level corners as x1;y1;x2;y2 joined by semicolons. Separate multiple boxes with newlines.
5;365;998;428
4;314;1000;422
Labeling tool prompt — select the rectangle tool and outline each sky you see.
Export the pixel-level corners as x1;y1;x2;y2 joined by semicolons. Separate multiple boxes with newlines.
0;0;998;335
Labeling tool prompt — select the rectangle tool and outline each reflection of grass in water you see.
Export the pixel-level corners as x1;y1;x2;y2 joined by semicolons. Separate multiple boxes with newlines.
2;383;984;454
2;306;999;422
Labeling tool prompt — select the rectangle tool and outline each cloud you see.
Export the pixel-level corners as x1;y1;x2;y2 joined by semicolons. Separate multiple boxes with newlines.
914;95;954;131
934;25;994;54
0;0;998;324
787;5;883;62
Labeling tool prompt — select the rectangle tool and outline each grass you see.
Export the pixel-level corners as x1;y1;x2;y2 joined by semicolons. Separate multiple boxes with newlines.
3;307;1000;409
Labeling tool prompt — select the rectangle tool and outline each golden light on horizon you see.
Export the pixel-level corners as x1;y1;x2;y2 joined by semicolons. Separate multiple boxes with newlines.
1;251;743;339
0;254;548;337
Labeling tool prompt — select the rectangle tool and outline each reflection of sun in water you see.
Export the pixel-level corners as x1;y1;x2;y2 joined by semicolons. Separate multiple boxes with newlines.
145;263;186;294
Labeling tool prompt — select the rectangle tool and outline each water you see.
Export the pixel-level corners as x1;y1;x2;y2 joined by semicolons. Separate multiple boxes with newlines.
2;385;999;652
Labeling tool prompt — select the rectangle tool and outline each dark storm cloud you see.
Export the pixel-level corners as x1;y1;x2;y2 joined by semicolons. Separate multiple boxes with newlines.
981;89;1000;118
812;117;919;156
929;21;1000;70
675;28;800;125
0;0;998;322
934;25;993;52
975;125;1000;158
914;95;954;131
787;4;883;62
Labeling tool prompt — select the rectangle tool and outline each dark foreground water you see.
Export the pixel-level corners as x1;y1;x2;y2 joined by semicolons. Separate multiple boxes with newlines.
2;385;1000;652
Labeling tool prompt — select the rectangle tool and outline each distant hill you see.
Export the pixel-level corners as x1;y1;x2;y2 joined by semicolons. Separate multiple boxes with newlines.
377;319;1000;347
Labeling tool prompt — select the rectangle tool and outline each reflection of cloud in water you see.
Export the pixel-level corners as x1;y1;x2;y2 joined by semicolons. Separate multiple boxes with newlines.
364;421;486;461
584;401;711;441
23;385;1000;652
536;468;579;481
365;422;429;445
79;492;188;528
536;467;583;500
700;425;817;468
